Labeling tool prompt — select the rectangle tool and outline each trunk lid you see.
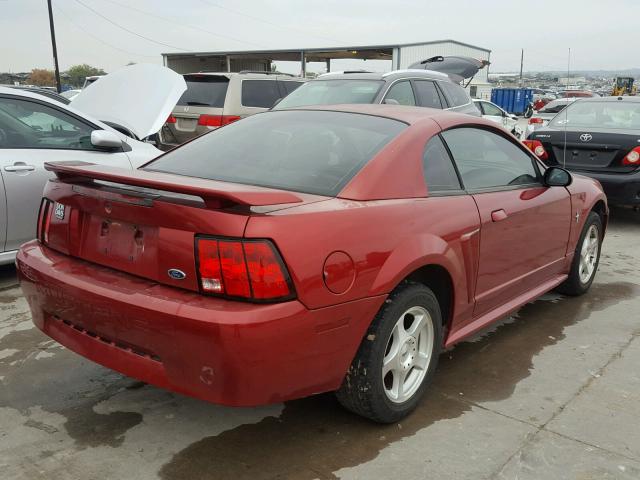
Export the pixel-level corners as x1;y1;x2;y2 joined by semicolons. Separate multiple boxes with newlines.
41;161;320;293
531;128;640;173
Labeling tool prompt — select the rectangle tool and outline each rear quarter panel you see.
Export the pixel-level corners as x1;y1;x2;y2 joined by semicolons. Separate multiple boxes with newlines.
244;196;481;327
566;173;609;252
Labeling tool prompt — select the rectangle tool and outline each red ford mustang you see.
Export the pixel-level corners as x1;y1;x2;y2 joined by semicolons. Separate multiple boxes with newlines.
17;105;607;423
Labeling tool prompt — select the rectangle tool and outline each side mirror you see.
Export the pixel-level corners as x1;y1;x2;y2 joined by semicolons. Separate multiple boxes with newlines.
91;130;123;150
510;114;518;120
543;166;572;187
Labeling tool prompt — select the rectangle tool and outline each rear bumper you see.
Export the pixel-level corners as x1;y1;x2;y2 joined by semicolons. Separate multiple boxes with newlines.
17;241;384;406
572;170;640;206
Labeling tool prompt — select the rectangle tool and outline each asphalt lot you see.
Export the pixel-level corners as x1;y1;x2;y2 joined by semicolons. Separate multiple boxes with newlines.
1;206;639;480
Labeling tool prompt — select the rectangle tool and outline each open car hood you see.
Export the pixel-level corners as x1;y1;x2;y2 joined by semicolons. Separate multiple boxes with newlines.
408;56;490;84
70;64;187;139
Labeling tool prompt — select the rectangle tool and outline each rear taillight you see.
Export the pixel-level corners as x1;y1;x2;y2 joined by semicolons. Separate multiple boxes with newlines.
197;114;241;127
528;117;544;124
37;198;53;243
623;147;640;166
196;238;294;302
166;114;177;124
523;139;549;161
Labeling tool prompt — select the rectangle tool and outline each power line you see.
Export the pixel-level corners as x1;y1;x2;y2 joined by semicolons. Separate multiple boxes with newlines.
196;0;345;45
55;3;158;58
98;0;261;48
71;0;190;51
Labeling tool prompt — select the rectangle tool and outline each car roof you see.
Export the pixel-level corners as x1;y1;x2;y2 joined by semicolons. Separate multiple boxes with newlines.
316;69;451;82
280;103;484;125
184;71;303;79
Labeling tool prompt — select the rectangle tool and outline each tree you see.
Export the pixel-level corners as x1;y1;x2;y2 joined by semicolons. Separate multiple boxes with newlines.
28;69;56;87
64;64;107;87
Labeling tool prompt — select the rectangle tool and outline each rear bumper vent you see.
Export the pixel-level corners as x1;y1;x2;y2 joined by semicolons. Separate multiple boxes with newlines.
52;314;162;363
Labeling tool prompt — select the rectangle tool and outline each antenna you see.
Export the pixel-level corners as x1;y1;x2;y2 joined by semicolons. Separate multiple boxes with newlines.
562;48;571;168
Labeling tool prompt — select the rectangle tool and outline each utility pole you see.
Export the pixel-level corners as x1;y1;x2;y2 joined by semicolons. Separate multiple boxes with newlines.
519;48;524;87
47;0;62;93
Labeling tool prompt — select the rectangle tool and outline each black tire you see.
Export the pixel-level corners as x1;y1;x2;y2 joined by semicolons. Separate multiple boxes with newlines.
556;211;602;296
336;282;443;423
524;105;534;118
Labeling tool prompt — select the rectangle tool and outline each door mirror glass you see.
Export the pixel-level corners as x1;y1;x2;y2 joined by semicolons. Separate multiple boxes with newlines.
543;166;572;187
90;130;122;150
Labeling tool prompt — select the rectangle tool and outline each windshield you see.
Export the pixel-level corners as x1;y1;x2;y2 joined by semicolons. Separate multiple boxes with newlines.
549;101;640;130
145;110;406;197
177;75;229;107
274;80;384;109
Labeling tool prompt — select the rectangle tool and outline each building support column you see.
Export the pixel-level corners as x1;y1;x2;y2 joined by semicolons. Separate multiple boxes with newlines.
300;51;306;77
226;56;231;72
325;58;331;73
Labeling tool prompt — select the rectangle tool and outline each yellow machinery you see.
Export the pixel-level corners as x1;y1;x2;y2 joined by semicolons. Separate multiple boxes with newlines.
612;77;637;96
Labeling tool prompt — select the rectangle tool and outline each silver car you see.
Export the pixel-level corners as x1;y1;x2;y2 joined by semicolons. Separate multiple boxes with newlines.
273;69;481;116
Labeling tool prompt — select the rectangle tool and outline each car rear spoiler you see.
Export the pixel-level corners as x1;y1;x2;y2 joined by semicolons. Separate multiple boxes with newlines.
45;161;303;208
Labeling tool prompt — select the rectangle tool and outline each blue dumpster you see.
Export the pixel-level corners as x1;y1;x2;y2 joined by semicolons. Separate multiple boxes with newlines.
490;88;533;115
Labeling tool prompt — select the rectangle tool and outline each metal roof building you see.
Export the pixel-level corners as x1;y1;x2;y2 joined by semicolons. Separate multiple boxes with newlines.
161;39;492;91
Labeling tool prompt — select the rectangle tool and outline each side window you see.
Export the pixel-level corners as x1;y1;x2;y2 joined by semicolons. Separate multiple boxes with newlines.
422;135;461;192
0;97;96;150
241;80;281;108
481;102;504;117
383;81;416;106
439;82;471;107
413;80;442;109
280;81;304;96
442;127;539;190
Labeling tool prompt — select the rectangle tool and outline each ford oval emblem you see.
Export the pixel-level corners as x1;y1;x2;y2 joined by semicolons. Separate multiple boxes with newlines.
168;269;186;280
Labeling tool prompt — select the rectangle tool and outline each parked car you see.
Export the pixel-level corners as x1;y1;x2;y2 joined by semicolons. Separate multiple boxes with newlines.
0;64;185;264
558;90;598;98
473;99;521;137
158;71;305;149
273;70;481;116
525;97;577;137
524;96;640;206
17;104;606;423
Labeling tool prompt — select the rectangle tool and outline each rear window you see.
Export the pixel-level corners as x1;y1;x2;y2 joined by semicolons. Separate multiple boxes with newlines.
145;110;406;196
274;80;384;109
549;101;640;129
438;82;470;107
241;80;280;108
539;101;569;114
177;75;229;108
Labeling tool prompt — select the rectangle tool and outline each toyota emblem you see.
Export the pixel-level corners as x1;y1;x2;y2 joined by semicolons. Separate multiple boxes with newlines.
580;133;593;142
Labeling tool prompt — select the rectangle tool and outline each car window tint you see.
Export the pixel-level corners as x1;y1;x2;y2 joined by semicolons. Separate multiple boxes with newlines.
481;102;503;116
384;81;416;106
413;80;442;109
241;80;281;108
0;97;96;150
442;127;539;190
274;80;383;109
178;75;229;108
422;136;461;192
145;110;407;197
280;81;304;95
439;82;470;107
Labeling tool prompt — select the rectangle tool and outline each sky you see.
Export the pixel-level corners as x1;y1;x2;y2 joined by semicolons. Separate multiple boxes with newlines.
1;0;639;75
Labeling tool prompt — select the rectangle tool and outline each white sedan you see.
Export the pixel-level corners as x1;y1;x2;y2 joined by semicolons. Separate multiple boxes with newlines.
473;99;522;138
0;64;186;264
